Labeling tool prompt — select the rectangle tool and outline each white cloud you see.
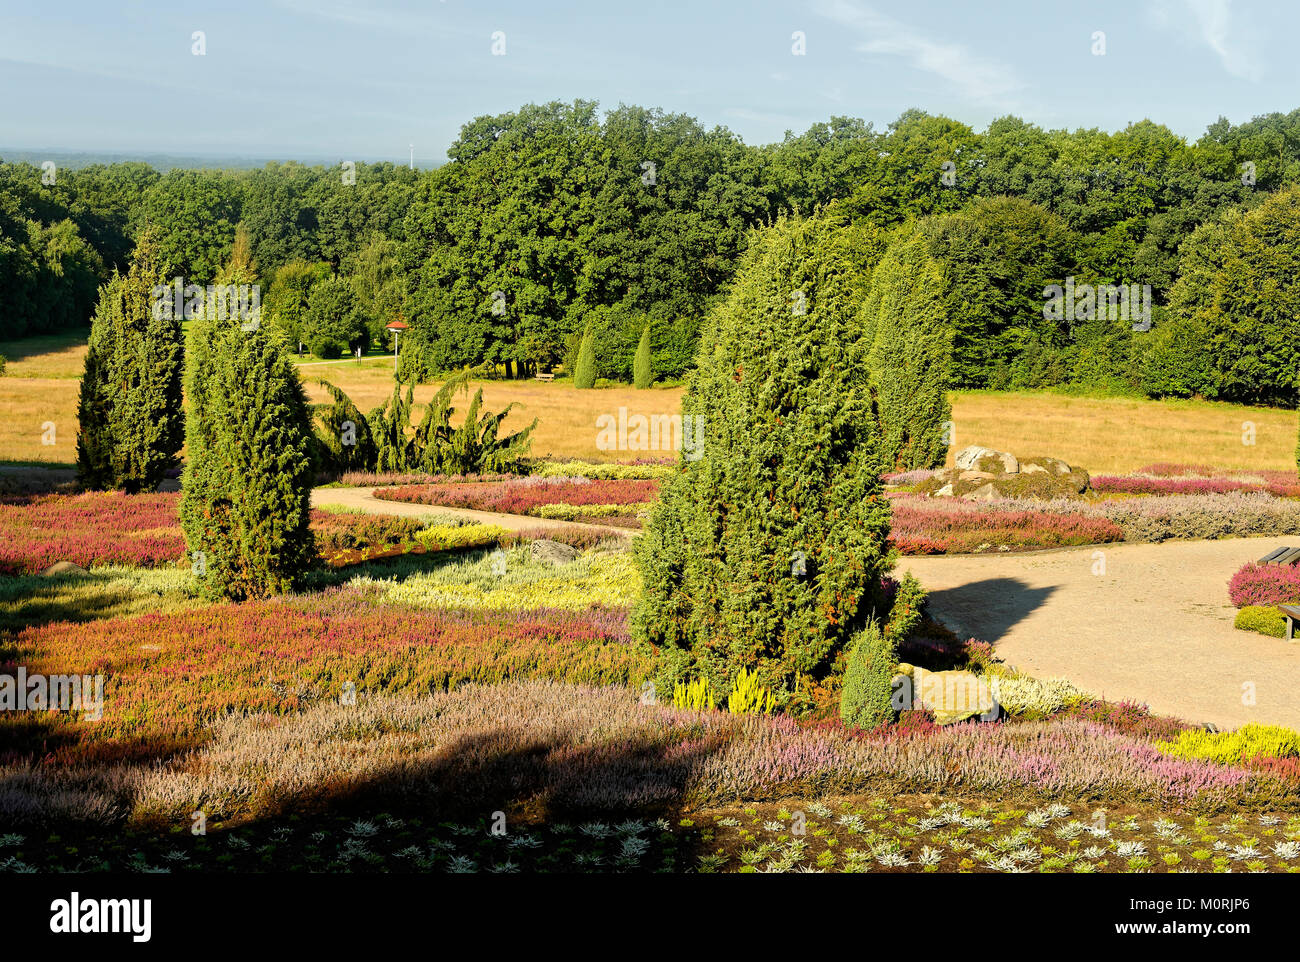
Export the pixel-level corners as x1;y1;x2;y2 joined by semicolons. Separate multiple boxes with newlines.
816;0;1023;108
1150;0;1263;81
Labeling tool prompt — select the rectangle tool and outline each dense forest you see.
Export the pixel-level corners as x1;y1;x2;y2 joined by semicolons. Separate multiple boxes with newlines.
4;101;1300;404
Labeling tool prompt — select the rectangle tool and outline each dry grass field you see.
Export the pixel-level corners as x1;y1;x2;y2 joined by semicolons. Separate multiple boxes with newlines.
0;332;88;379
0;378;80;465
301;360;687;462
2;334;1296;472
948;392;1299;474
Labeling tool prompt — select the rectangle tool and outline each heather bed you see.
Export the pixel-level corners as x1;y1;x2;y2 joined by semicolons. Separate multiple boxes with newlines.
887;490;1300;553
3;680;1296;829
373;478;659;519
360;474;1300;555
0;491;523;575
1;593;648;763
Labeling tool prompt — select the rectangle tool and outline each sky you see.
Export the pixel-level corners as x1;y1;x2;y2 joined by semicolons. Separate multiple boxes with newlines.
0;0;1293;164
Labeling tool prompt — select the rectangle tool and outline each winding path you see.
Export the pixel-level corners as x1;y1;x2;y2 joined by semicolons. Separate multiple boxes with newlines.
310;486;634;538
901;538;1300;730
312;486;1295;730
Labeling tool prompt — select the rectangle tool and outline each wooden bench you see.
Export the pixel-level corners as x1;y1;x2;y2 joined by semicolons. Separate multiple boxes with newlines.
1279;605;1300;642
1257;546;1300;566
534;372;555;382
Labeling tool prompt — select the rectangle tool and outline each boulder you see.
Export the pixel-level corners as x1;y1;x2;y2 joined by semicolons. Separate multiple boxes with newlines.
156;478;181;493
529;539;580;566
994;452;1019;474
910;668;997;725
917;447;1090;501
954;445;998;471
41;561;89;578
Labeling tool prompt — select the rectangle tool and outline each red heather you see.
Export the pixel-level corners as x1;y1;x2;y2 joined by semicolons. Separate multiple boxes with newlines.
1228;562;1300;608
886;493;1123;554
375;479;660;514
0;491;186;574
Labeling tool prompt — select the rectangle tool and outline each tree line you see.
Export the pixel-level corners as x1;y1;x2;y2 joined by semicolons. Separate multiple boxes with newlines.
6;101;1300;403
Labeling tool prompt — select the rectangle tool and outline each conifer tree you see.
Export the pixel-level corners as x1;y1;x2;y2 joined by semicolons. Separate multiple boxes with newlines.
860;234;953;472
76;229;182;492
633;211;894;712
181;235;314;600
633;322;652;389
573;325;597;389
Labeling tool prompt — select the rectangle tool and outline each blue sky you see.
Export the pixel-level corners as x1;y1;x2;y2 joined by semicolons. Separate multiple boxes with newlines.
0;0;1292;163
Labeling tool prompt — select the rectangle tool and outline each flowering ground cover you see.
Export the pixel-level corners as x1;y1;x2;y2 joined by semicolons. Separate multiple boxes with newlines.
0;565;198;634
1092;491;1300;543
530;459;675;481
0;491;185;575
0;492;516;575
344;546;641;611
374;478;660;515
1136;463;1300;492
1092;473;1300;498
1228;562;1300;608
3;681;1296;831
1;596;649;770
887;493;1124;554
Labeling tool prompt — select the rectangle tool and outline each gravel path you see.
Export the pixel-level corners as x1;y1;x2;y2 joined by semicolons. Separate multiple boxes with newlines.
901;538;1300;730
310;486;634;539
313;488;1293;730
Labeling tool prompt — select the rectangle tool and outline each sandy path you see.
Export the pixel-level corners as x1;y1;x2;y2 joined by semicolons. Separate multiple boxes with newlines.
310;486;634;539
900;538;1300;730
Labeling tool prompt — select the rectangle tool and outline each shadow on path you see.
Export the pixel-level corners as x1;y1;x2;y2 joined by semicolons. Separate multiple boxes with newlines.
923;577;1057;644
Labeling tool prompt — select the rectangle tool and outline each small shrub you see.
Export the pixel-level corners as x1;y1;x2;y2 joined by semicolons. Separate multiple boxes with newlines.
498;526;625;551
727;668;776;715
1156;724;1300;766
311;511;425;553
840;622;896;730
410;524;507;552
1228;562;1300;608
1234;605;1290;638
991;675;1088;718
673;677;715;712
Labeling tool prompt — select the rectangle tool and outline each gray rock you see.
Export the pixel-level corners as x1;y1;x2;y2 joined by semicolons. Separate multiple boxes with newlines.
529;539;580;565
156;478;182;493
954;445;998;471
